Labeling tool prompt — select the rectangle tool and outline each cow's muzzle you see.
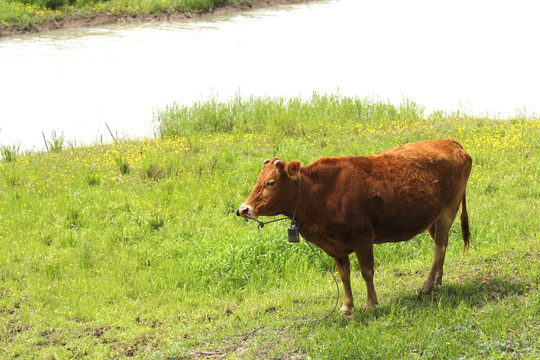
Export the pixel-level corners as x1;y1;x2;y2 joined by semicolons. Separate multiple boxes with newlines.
236;204;252;218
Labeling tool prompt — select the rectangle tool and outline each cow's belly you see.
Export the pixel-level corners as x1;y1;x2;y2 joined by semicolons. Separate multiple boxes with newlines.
371;211;438;244
373;229;427;244
368;190;444;243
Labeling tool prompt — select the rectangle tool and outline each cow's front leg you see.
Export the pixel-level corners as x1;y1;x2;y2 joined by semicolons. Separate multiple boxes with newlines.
355;243;378;310
334;256;354;317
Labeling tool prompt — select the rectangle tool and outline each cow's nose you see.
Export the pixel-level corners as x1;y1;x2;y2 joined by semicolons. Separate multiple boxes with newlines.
237;205;250;217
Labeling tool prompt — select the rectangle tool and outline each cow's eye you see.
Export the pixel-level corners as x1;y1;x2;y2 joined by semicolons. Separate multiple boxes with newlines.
266;180;276;187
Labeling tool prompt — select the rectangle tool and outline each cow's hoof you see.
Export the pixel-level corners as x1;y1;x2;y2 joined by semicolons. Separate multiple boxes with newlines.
339;305;353;318
364;303;378;311
417;287;433;298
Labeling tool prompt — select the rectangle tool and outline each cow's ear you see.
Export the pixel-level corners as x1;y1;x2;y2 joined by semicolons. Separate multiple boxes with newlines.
286;161;301;179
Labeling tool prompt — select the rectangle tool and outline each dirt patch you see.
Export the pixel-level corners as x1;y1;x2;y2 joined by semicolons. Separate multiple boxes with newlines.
85;326;110;338
0;0;307;38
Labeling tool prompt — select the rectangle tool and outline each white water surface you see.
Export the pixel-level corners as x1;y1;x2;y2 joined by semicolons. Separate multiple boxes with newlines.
1;0;539;150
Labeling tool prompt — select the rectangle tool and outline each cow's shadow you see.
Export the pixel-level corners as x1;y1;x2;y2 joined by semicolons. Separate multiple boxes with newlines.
339;275;531;324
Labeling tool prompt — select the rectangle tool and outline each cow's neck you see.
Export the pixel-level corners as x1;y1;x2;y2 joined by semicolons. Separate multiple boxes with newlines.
289;166;315;229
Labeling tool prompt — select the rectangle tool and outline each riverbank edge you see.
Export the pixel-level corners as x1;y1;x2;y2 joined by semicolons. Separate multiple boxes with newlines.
0;0;307;38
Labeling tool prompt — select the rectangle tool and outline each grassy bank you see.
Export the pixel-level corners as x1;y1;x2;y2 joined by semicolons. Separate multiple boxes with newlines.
1;95;539;359
0;0;300;36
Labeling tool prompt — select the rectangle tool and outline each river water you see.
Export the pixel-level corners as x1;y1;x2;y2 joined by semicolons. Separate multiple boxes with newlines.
1;0;539;150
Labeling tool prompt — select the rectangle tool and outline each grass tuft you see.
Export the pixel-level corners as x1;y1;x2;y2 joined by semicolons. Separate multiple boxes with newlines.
113;152;131;175
148;212;165;231
42;131;65;152
85;169;102;186
66;207;83;229
0;143;20;163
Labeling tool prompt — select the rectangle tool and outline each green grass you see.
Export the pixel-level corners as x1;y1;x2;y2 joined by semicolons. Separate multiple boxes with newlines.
1;94;539;359
0;143;20;163
0;0;292;34
42;131;65;153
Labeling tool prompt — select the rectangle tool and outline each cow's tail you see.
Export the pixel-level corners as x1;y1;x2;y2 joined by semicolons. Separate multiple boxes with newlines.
460;190;471;254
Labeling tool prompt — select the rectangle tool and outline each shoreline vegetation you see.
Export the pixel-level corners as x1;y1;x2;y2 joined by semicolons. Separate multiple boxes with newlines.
0;0;305;37
1;95;539;358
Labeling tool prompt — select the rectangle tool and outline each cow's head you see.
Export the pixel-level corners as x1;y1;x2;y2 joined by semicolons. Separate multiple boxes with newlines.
236;158;301;219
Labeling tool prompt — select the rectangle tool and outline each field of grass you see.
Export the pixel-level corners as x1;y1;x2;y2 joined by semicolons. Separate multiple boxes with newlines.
0;0;295;35
1;94;539;359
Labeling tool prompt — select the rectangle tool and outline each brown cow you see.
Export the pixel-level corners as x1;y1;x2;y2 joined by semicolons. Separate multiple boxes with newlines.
237;139;472;315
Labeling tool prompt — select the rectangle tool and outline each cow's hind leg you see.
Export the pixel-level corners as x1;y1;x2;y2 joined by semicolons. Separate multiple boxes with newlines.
418;211;455;296
334;256;354;316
